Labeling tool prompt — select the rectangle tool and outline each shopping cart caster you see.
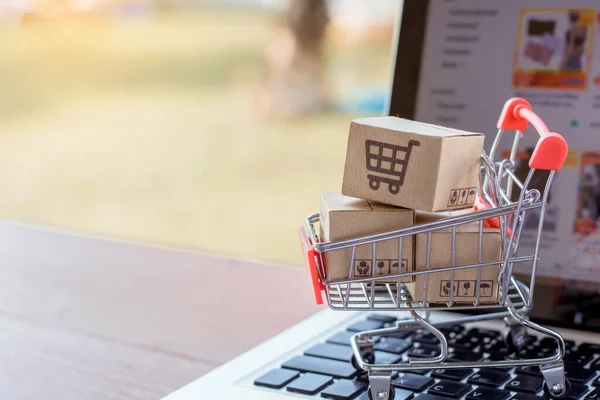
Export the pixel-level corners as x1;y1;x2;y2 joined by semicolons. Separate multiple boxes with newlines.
367;371;395;400
367;385;395;400
351;339;375;370
541;362;570;399
544;378;571;399
351;351;374;370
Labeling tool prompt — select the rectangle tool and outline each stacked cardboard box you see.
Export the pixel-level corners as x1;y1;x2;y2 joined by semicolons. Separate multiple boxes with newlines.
318;116;503;304
320;193;414;282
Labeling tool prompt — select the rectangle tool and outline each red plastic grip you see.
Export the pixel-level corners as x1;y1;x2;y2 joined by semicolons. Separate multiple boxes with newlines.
497;98;568;171
298;226;324;305
497;97;531;131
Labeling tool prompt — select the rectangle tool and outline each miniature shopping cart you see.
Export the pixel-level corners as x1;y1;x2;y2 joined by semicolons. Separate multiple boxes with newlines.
299;98;570;400
366;139;420;195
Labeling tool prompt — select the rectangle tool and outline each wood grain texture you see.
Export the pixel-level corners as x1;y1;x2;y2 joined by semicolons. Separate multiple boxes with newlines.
0;316;215;400
0;222;319;398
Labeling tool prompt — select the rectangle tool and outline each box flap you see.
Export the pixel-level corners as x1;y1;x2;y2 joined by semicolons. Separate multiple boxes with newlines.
353;116;483;138
367;200;407;211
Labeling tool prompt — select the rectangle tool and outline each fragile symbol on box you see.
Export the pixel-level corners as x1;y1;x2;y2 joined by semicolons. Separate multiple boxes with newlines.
354;259;408;276
364;139;420;195
447;187;477;207
439;280;494;297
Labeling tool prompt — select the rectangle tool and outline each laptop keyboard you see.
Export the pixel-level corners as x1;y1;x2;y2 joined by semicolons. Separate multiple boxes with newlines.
252;314;600;399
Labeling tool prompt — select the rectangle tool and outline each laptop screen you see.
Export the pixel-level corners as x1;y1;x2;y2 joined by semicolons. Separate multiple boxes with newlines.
389;0;600;331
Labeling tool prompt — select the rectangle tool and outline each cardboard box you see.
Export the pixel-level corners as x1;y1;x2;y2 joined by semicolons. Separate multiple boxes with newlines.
409;211;503;304
319;193;414;282
341;117;484;212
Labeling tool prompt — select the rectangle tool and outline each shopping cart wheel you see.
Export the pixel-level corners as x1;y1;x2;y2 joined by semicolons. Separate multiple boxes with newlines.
351;351;375;370
367;385;395;400
544;378;571;399
369;178;381;191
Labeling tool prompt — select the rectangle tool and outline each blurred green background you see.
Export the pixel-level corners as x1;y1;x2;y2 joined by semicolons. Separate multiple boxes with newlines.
0;2;394;266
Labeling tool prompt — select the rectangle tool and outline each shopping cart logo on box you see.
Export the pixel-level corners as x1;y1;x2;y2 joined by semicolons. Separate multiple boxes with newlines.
365;139;420;195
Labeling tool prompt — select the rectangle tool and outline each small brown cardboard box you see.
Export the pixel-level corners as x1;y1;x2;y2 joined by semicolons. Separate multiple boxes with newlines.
341;117;484;212
409;210;503;304
320;193;414;282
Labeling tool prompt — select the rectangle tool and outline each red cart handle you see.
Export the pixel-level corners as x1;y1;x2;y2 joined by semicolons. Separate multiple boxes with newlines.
298;226;325;305
497;98;568;171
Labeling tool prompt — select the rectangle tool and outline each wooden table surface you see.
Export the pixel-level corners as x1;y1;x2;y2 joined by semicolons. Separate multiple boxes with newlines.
0;222;320;399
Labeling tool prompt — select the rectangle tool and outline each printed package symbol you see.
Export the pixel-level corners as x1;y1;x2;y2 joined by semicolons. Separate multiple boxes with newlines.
356;260;370;275
440;280;494;297
365;139;421;195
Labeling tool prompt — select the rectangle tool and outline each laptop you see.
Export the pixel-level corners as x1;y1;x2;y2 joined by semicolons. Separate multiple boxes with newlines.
164;0;600;399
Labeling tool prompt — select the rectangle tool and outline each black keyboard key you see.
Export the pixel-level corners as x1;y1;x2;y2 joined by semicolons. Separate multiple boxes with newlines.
305;343;401;365
585;388;600;399
483;340;510;354
282;356;357;379
565;350;594;365
594;376;600;386
357;388;414;400
467;328;501;339
447;349;483;362
449;336;479;351
518;344;548;359
466;387;511;400
393;373;434;392
386;331;416;340
347;320;385;332
566;365;596;384
393;388;415;400
568;382;591;400
580;343;600;354
287;373;332;395
432;368;473;381
540;337;576;351
408;344;440;358
320;379;366;400
306;343;354;362
374;351;403;364
589;358;600;370
375;338;412;355
414;395;449;400
517;366;542;377
486;352;515;361
439;326;464;336
414;331;440;344
428;379;471;398
367;314;397;324
511;393;544;400
468;368;510;387
254;368;299;389
327;331;356;346
506;374;543;393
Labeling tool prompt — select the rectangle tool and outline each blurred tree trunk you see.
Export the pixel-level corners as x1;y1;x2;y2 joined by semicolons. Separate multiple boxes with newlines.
257;0;330;119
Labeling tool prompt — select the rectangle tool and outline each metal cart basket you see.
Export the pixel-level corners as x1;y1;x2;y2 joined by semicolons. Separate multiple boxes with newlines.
299;98;570;400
